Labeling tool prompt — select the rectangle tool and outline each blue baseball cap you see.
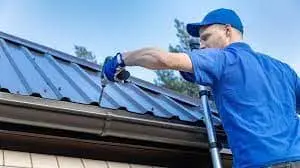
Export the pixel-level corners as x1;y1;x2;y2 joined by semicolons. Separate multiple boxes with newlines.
187;8;243;37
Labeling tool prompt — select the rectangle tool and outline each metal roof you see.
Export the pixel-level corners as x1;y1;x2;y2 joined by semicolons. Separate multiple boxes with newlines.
0;31;221;125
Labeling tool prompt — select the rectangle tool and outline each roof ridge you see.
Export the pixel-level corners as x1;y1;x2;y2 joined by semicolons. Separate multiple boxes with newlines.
0;31;100;70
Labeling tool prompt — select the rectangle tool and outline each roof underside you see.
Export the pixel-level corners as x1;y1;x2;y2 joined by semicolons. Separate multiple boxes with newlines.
0;31;221;125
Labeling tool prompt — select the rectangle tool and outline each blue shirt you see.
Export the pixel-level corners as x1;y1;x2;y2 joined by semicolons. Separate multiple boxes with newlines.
182;42;300;168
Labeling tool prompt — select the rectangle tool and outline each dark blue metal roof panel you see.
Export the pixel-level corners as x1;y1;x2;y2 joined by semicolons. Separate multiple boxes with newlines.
0;31;222;125
0;42;28;95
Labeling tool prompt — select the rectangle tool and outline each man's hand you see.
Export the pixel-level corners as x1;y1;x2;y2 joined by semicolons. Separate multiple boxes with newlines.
103;53;129;82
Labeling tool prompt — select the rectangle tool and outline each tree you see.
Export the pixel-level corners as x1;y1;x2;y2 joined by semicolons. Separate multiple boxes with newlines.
74;45;98;64
154;19;200;98
72;20;199;98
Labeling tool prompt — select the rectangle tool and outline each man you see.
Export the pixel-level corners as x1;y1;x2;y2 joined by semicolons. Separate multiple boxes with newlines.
103;8;300;168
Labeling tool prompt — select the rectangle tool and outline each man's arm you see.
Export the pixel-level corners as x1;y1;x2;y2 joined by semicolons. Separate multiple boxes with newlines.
122;47;193;72
103;47;225;84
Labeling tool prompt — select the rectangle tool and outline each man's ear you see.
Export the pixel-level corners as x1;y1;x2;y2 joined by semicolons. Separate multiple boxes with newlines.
224;24;232;37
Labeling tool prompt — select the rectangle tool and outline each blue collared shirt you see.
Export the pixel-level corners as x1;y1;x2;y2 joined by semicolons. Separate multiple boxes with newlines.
182;42;300;168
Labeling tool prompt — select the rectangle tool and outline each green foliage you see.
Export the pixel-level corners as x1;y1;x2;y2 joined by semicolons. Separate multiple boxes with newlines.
74;45;98;64
72;19;200;98
155;19;200;98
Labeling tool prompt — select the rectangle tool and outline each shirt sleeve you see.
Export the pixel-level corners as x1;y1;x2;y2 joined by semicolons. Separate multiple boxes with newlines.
187;48;225;86
295;77;300;109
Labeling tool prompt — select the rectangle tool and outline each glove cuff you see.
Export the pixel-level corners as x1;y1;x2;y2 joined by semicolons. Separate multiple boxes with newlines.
179;71;196;83
116;52;125;67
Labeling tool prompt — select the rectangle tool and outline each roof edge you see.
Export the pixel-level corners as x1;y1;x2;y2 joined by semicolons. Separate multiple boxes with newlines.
0;92;226;148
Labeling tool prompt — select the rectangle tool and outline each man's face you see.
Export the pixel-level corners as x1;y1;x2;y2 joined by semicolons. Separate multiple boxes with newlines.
198;24;229;49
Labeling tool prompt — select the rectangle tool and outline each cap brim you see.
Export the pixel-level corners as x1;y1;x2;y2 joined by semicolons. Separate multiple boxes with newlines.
186;22;205;37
